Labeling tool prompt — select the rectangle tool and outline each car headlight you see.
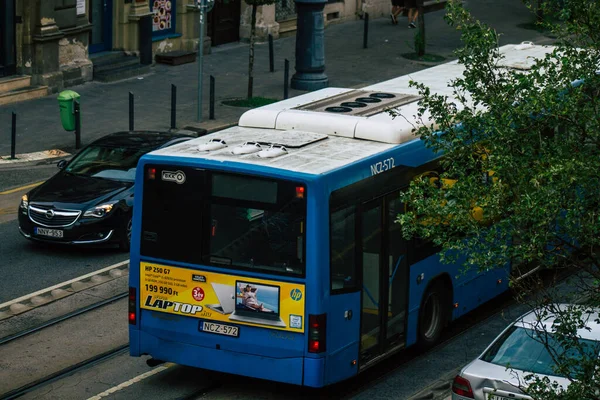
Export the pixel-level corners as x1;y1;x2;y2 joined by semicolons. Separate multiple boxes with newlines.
84;202;117;218
20;194;28;210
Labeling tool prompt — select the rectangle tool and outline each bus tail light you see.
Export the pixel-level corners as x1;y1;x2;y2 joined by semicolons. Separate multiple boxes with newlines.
128;287;137;325
308;313;326;353
147;168;156;180
452;375;474;398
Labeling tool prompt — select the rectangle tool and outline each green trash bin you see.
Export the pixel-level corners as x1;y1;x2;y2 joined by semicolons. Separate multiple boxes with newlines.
57;90;80;131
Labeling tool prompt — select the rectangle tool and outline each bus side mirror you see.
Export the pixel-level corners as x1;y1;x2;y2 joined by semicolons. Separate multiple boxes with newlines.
57;159;67;169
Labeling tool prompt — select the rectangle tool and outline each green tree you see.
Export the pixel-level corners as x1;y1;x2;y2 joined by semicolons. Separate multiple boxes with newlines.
395;0;600;398
245;0;278;99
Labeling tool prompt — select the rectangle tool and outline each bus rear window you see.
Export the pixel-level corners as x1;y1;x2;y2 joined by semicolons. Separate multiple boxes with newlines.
140;166;306;276
212;173;278;203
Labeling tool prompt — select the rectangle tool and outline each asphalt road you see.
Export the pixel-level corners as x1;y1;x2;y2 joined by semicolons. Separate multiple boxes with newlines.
0;164;127;303
13;287;526;400
12;270;583;400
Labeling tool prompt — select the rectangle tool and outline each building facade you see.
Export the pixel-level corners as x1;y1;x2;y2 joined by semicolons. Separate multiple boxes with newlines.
0;0;389;93
1;0;203;93
237;0;390;43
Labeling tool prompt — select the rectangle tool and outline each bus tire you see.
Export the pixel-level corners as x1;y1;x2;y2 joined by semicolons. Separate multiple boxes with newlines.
417;279;450;349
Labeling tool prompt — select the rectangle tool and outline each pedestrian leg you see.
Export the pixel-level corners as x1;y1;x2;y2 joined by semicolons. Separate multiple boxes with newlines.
391;5;398;24
408;8;417;28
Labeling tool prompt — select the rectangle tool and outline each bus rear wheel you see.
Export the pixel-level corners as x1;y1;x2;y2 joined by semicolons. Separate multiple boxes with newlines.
418;280;449;349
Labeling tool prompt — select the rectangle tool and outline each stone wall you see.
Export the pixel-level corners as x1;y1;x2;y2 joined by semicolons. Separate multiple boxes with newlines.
16;0;93;93
239;3;280;42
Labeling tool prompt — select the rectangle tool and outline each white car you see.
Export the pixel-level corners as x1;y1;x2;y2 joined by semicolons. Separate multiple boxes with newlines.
451;304;600;400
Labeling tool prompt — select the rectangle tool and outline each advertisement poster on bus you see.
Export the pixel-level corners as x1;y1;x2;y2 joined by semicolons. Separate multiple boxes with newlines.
139;262;305;332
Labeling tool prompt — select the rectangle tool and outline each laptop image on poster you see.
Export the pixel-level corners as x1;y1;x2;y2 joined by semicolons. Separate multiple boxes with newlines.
229;281;286;328
205;283;235;315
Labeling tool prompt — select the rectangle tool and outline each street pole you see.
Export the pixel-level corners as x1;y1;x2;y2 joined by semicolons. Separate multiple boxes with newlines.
291;0;329;91
196;0;214;122
197;0;205;122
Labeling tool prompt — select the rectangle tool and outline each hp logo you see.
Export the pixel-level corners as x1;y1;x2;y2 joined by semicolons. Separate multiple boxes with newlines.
290;288;303;301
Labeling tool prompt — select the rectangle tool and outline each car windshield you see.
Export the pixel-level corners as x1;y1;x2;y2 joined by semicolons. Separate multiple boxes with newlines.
481;326;600;378
65;144;147;181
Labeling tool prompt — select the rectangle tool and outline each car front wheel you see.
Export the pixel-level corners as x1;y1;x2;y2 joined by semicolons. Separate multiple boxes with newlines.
118;215;132;252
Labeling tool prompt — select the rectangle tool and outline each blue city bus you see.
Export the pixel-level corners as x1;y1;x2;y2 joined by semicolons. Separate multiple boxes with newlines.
128;43;555;387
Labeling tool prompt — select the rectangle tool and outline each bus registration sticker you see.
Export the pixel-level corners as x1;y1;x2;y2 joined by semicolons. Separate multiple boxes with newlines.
200;320;240;337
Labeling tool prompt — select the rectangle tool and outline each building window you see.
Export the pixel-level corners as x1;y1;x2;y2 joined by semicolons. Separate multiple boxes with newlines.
151;0;176;36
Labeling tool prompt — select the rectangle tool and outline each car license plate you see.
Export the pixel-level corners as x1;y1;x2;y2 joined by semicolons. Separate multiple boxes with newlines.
200;321;239;337
34;227;64;238
490;396;512;400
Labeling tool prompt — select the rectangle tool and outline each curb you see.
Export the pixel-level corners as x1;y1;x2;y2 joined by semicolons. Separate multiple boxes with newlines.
0;260;129;321
0;150;71;169
406;368;459;400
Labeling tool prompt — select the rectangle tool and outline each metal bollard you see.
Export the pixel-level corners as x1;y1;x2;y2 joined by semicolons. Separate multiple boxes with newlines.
129;92;134;131
417;7;426;57
284;59;289;100
209;76;215;120
10;112;16;159
363;13;369;49
171;84;177;130
74;100;81;150
269;34;274;73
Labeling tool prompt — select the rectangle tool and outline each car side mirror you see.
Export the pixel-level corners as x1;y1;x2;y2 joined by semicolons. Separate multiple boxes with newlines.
57;159;67;169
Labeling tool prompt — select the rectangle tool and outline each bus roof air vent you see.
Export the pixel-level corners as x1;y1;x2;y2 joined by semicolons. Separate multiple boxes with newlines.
257;145;288;159
232;142;262;155
197;138;227;152
295;90;420;117
369;92;396;99
325;106;352;113
341;101;368;108
355;97;381;103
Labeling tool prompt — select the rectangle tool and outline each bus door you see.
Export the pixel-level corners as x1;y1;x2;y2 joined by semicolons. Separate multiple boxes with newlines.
360;192;409;366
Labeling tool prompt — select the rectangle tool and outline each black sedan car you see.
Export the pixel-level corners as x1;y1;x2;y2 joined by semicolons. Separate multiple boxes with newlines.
18;131;193;251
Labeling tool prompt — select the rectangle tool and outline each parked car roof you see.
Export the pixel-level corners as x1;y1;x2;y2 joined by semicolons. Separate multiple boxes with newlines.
90;131;196;151
515;304;600;341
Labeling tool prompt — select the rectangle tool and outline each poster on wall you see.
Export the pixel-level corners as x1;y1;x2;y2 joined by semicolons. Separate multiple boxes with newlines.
77;0;86;15
152;0;173;32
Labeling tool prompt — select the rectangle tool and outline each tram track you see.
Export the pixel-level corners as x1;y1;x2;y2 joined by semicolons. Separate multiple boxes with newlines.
0;344;129;400
0;291;128;346
0;292;130;399
0;267;577;400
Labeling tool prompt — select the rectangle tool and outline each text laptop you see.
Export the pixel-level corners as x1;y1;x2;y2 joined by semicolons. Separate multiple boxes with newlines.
205;283;235;315
228;281;286;328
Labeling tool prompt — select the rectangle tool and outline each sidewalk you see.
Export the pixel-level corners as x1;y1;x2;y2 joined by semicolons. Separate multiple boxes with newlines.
0;0;553;159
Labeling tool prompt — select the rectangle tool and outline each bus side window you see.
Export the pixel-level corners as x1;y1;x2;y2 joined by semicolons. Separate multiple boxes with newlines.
330;205;357;292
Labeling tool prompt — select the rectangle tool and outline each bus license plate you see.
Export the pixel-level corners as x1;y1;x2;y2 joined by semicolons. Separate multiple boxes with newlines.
35;227;64;238
200;321;239;337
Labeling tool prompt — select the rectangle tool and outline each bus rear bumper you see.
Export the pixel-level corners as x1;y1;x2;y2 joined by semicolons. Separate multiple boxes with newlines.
133;330;322;386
